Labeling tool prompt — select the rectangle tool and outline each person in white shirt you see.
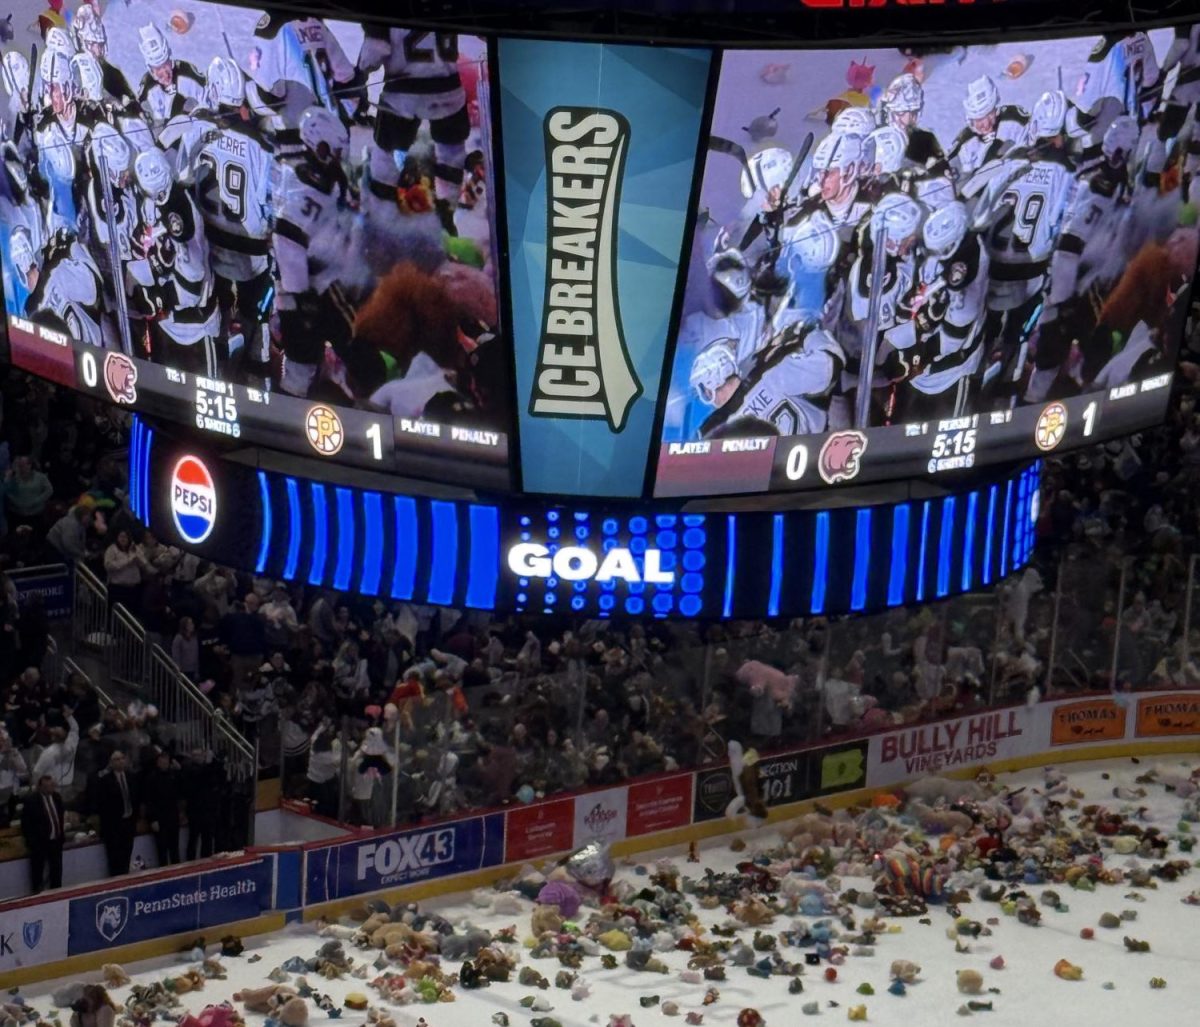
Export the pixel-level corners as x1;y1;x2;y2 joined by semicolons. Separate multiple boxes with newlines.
0;729;30;826
32;713;79;797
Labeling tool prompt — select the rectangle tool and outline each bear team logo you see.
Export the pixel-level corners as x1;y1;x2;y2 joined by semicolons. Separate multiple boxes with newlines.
103;352;138;404
1034;402;1068;451
305;405;345;456
170;456;217;544
818;430;868;484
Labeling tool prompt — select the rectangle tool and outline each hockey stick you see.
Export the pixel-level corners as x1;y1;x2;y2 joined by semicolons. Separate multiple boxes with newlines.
855;225;890;429
96;151;133;357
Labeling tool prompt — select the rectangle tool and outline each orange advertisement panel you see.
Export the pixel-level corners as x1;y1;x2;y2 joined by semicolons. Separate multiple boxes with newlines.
1050;699;1126;746
1136;694;1200;737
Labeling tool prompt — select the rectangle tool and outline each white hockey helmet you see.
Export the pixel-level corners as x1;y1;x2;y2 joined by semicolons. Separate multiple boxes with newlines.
134;147;173;204
707;247;752;303
786;210;839;272
138;23;171;68
1;51;30;106
963;75;1000;122
812;132;862;178
72;4;107;53
1028;89;1067;143
831;106;877;138
8;225;36;276
867;126;907;174
740;146;794;199
1103;115;1139;163
299;105;347;160
915;176;956;211
71;52;104;102
883;73;924;115
39;49;77;100
873;191;923;249
44;26;74;58
90;122;132;184
922;200;969;258
689;339;739;404
206;56;245;108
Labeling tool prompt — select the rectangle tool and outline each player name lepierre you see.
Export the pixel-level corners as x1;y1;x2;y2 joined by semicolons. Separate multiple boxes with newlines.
529;107;641;431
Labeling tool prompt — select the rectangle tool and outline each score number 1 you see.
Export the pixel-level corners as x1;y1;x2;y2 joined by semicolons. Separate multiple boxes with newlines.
1083;401;1097;438
366;422;383;461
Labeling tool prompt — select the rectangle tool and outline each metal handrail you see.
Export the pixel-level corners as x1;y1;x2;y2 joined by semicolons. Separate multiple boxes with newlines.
72;562;109;651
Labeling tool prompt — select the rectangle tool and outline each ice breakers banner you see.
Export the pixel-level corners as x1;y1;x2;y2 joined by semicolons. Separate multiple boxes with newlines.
500;41;710;496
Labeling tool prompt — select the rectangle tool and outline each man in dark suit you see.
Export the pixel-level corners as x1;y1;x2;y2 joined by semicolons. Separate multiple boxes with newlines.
92;750;138;877
21;774;66;893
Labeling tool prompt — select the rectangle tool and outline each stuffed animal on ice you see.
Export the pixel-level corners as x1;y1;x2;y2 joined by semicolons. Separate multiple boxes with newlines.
726;740;768;825
68;986;117;1027
902;775;986;805
736;660;799;709
874;848;949;902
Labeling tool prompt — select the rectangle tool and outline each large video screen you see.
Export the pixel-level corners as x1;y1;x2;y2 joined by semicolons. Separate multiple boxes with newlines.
655;30;1200;496
0;0;509;486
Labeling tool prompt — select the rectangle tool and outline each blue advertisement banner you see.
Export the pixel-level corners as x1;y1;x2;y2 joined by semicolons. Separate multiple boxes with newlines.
67;858;273;955
8;564;73;620
304;815;506;904
500;40;711;497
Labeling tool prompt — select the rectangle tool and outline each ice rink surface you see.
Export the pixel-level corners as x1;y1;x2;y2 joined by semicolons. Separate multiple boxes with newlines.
17;757;1200;1027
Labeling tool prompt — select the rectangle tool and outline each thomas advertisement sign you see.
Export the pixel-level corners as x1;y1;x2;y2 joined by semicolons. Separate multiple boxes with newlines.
67;859;273;956
305;815;505;904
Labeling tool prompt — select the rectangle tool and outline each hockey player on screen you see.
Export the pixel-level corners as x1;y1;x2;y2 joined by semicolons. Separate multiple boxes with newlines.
1159;24;1200;203
1;50;35;151
975;90;1078;403
71;2;137;114
271;106;356;396
947;75;1029;178
896;200;990;420
689;318;845;439
12;224;107;348
33;48;89;231
127;146;220;373
848;191;924;424
356;27;469;236
804;132;871;229
84;123;138;299
1029;115;1138;400
879;73;944;172
135;23;204;128
176;56;276;387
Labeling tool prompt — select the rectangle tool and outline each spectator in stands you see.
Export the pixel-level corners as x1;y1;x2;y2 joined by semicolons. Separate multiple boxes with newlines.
171;617;200;680
181;747;221;861
103;530;146;613
220;595;267;688
144;749;181;867
21;774;65;892
0;727;29;826
32;707;79;800
46;503;92;562
194;563;237;617
4;455;53;530
93;749;138;877
306;723;341;818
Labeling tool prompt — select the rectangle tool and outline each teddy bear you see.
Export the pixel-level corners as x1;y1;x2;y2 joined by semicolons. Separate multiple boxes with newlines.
68;987;117;1027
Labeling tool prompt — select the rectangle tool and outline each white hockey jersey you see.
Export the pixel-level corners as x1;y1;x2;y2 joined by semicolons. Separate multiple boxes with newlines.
272;155;353;296
358;28;465;122
909;233;990;395
1163;24;1200;106
701;327;843;438
1048;162;1129;304
26;238;105;348
137;63;205;127
947;106;1030;177
178;115;275;281
1076;32;1160;120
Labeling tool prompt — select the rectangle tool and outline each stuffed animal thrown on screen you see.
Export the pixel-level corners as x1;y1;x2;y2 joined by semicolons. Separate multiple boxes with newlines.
873;848;949;915
334;259;502;419
726;740;769;826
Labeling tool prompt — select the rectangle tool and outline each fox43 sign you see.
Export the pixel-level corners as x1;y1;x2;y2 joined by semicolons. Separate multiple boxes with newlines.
306;815;505;902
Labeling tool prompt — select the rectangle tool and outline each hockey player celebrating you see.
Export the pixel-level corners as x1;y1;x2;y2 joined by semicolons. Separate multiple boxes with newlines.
356;27;470;236
805;132;871;229
177;56;276;386
135;23;204;127
947;75;1029;178
898;200;990;419
975;90;1078;403
879;73;944;171
271;106;355;396
83;122;138;316
71;2;137;112
33;48;90;229
1;50;35;151
689;317;845;439
127;146;220;373
12;224;107;348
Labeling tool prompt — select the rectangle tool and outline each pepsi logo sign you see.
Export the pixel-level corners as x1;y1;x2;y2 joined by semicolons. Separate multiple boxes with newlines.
170;456;216;544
